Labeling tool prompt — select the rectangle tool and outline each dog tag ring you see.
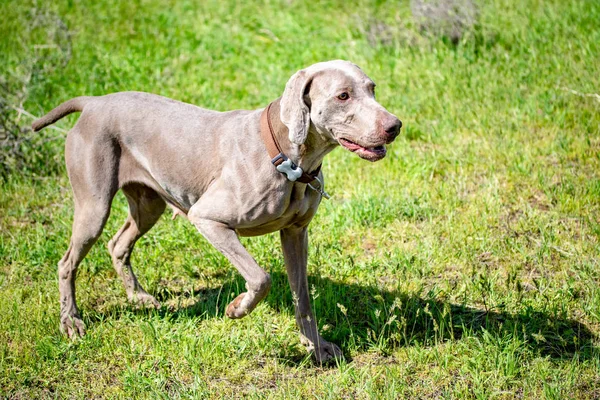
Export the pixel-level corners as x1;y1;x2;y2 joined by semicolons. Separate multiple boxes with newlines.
308;177;331;199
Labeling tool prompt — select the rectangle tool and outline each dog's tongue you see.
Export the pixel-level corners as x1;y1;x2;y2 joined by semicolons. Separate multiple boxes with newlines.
339;138;386;161
342;140;363;151
341;138;385;154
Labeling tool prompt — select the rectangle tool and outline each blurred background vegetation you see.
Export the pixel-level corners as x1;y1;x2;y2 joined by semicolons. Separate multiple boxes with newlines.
3;0;597;179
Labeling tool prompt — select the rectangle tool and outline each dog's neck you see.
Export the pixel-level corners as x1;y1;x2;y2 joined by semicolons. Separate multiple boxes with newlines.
266;98;338;175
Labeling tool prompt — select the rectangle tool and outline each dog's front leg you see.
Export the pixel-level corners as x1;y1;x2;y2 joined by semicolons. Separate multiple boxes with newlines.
189;216;271;318
280;227;343;363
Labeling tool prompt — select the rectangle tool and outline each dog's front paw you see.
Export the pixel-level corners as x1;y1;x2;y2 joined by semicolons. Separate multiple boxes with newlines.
61;315;86;338
300;334;343;364
226;293;250;319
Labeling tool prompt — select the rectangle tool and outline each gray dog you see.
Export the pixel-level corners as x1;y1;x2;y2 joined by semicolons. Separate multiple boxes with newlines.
33;60;401;362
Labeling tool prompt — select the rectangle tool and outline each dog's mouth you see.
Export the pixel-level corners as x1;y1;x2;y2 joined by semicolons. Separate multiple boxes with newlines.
338;138;387;162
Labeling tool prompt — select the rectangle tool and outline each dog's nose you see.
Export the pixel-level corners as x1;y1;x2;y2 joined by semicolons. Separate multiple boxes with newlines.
384;116;402;138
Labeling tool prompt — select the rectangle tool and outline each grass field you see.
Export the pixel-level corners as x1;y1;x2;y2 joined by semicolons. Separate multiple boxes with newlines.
1;0;600;398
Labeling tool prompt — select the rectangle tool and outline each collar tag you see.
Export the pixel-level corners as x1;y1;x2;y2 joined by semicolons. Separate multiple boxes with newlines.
273;154;303;182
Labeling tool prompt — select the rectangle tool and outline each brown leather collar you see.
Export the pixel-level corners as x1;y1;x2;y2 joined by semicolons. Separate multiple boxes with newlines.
260;100;321;184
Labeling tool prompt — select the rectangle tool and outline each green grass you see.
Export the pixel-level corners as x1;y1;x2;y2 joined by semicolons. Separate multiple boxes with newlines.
1;0;600;398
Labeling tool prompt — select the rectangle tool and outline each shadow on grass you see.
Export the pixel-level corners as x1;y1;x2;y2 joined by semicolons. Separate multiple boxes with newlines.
91;270;598;364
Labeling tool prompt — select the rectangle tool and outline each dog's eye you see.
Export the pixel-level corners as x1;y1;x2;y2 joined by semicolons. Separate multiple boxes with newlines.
338;92;349;101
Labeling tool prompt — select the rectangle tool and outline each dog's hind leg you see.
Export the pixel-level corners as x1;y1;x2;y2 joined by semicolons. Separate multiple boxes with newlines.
59;128;118;337
108;183;165;308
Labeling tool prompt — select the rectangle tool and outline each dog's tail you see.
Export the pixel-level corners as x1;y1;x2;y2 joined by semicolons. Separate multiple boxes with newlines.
32;96;93;132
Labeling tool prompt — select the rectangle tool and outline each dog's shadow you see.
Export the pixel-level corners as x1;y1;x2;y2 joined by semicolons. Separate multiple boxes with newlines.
92;270;597;364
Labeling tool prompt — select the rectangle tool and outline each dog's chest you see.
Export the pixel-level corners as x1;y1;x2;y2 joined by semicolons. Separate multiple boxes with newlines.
235;183;321;236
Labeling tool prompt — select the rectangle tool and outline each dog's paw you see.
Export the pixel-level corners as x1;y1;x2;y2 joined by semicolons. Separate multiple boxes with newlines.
130;292;161;309
314;341;343;364
61;315;86;338
300;335;343;364
226;293;250;319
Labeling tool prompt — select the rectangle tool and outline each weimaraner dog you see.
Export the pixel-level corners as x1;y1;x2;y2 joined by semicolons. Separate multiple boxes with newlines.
33;60;401;362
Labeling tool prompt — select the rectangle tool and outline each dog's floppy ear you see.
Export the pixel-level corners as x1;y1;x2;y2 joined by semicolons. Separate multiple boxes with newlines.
280;69;313;145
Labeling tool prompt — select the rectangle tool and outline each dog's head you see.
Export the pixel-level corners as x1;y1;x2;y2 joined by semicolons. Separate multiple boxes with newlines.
280;60;401;162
